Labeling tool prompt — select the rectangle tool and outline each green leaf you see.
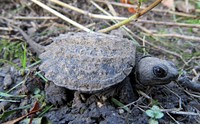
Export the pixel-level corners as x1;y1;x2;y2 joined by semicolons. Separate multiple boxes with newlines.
19;117;51;124
154;112;164;119
0;92;26;98
0;92;13;97
22;44;27;69
0;105;30;120
111;98;130;112
0;59;20;70
151;105;160;111
38;105;54;117
0;99;20;103
149;118;158;124
145;110;155;118
146;105;164;119
197;2;200;9
34;88;41;95
0;110;16;120
35;71;48;82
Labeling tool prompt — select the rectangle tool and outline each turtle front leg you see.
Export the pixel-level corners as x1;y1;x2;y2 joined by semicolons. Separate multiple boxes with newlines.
95;77;138;104
45;82;68;106
118;77;139;104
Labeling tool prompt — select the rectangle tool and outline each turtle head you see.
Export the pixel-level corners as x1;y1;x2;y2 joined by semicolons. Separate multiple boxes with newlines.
136;57;178;85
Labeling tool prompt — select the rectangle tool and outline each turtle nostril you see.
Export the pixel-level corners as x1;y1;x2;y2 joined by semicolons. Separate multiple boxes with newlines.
176;73;179;78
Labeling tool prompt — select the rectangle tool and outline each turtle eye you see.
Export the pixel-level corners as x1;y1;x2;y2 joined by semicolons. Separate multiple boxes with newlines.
153;66;167;78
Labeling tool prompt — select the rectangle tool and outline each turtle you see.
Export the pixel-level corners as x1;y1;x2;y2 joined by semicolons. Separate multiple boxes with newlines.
38;32;178;105
15;26;178;105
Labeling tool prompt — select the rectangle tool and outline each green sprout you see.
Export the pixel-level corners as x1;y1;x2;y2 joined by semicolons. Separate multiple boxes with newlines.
20;44;27;75
145;105;164;124
0;39;28;74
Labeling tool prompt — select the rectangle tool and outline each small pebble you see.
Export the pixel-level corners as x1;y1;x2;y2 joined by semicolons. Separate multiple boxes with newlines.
0;101;11;112
3;74;12;89
97;101;103;108
119;108;124;114
0;65;10;76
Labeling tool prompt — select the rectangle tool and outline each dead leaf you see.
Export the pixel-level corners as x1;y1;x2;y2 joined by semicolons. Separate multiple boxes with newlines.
29;101;40;112
3;101;41;124
120;0;137;13
162;0;174;9
128;8;136;13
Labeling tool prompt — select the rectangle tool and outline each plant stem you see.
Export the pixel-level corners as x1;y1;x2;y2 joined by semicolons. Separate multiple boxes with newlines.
98;0;162;33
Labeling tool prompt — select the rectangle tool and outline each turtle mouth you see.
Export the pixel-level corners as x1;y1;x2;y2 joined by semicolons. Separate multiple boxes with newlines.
169;70;179;81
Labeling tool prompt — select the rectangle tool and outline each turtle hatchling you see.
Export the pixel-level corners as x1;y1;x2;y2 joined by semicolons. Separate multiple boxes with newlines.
39;32;178;103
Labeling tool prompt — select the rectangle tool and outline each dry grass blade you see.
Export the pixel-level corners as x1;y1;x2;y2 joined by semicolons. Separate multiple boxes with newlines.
136;19;200;28
1;0;200;123
3;101;41;124
11;25;44;55
97;0;163;33
89;0;139;45
93;0;197;18
31;0;92;32
134;24;200;42
0;27;13;31
164;110;200;116
29;1;199;30
149;34;200;42
49;0;126;20
14;16;58;20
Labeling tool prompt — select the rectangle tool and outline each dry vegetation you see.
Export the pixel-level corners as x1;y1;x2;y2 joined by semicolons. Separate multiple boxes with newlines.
0;0;200;123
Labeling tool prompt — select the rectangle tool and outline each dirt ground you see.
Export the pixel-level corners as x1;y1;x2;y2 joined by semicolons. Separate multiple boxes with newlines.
0;0;200;124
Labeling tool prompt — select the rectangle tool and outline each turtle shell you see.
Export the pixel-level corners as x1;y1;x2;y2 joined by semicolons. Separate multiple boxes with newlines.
39;32;136;93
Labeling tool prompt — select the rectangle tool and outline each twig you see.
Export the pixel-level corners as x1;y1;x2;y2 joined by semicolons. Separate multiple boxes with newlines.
138;0;162;17
164;111;180;124
138;90;152;99
184;90;200;98
0;27;13;31
76;23;96;32
11;25;44;55
135;23;200;42
137;90;198;117
192;69;198;76
178;75;200;92
31;0;92;32
0;16;30;27
149;34;200;42
86;0;197;59
14;16;58;20
131;24;189;64
49;0;126;20
0;35;24;43
162;110;200;116
105;0;118;17
0;35;9;39
164;86;182;110
97;0;163;33
93;0;197;18
48;0;200;30
136;19;200;28
123;28;188;64
121;97;143;108
88;0;139;45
